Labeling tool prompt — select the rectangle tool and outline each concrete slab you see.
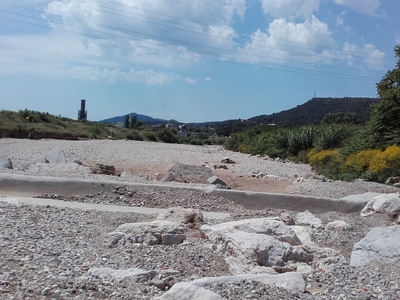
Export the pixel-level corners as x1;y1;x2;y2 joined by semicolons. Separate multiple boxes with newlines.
0;173;370;213
0;196;230;220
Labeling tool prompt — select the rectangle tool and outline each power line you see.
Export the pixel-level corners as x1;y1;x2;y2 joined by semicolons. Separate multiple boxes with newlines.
0;2;390;81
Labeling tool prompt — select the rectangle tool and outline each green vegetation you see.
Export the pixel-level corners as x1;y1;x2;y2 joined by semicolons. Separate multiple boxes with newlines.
224;45;400;184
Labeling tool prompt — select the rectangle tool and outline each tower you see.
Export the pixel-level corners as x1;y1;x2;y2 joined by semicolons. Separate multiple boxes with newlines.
78;99;87;120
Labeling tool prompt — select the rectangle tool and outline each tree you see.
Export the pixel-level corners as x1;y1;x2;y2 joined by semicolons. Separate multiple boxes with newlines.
366;45;400;148
124;115;130;128
129;115;137;128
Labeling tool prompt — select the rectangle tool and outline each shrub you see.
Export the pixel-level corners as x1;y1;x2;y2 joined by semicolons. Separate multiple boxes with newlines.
307;148;342;179
369;145;400;182
343;149;381;174
157;128;178;143
142;131;157;142
126;131;143;141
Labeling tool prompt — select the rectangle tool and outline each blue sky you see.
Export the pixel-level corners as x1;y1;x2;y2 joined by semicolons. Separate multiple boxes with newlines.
0;0;399;123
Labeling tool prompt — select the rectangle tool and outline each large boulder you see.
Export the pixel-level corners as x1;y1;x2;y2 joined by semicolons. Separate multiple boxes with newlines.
361;192;400;217
0;154;13;169
350;225;400;267
201;218;312;274
162;163;213;183
104;220;186;247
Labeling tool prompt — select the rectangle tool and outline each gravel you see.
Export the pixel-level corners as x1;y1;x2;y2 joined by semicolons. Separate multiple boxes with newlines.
1;138;400;299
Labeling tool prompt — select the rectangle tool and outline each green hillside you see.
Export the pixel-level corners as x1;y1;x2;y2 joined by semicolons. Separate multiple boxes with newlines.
249;97;379;127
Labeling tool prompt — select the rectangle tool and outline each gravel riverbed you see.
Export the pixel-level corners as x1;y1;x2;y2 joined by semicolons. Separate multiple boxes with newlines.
1;139;400;299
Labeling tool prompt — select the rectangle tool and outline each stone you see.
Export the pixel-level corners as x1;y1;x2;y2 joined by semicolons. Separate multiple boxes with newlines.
221;157;234;164
88;267;156;283
45;150;66;164
162;163;213;183
155;207;204;229
0;154;13;169
155;282;223;300
361;192;400;217
207;176;230;189
294;211;322;228
103;232;125;248
190;272;305;293
105;220;186;246
350;225;400;267
326;220;350;231
150;279;166;290
201;219;312;274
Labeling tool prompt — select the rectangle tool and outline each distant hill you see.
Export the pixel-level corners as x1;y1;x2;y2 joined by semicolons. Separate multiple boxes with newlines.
249;97;380;127
99;113;170;125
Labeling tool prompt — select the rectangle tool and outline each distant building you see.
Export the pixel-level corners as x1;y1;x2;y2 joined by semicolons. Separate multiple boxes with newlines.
78;99;87;120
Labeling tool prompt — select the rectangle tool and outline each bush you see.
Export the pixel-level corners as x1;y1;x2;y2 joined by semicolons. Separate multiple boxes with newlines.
369;145;400;182
157;128;178;143
126;131;143;141
307;148;342;179
343;149;380;174
143;131;157;142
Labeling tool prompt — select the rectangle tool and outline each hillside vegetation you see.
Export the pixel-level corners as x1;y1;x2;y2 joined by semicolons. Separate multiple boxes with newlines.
225;45;400;184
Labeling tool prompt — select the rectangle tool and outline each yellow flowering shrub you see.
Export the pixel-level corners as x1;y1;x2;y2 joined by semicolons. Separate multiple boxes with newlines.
369;145;400;177
343;149;381;173
308;149;341;168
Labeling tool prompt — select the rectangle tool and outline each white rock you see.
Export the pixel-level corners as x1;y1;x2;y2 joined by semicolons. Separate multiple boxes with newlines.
294;211;322;228
155;282;223;300
361;193;400;217
350;225;400;267
326;220;350;231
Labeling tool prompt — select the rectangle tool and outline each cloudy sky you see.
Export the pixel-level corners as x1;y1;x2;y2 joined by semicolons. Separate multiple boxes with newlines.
0;0;399;122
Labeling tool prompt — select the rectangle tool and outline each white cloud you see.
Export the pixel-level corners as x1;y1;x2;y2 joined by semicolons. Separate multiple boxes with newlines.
241;16;335;65
260;0;320;19
336;11;346;25
68;66;176;85
205;77;212;81
343;43;385;69
185;77;196;84
334;0;380;16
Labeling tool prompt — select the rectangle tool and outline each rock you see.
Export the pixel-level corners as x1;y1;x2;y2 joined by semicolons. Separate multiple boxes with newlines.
361;192;400;217
155;282;223;300
150;279;166;290
155;207;204;229
201;219;312;274
45;150;66;164
221;157;234;164
350;225;400;267
88;267;156;283
105;220;186;246
280;212;295;225
0;154;13;169
162;163;213;183
213;164;228;170
103;232;125;248
207;176;230;189
386;176;400;185
91;163;116;175
190;272;306;293
294;211;322;228
326;220;350;231
157;272;306;300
